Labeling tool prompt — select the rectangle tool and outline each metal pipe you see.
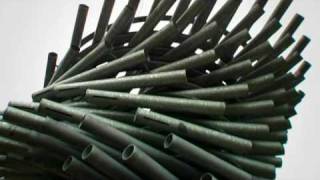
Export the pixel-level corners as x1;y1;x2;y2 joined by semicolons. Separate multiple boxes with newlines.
60;49;147;84
209;150;276;178
48;4;88;84
247;155;282;167
122;144;178;180
164;134;254;180
79;113;201;179
82;144;141;180
53;70;188;98
166;83;249;100
4;107;121;160
135;109;253;153
279;13;304;39
44;52;57;87
233;41;273;62
92;0;115;44
162;22;220;60
62;156;107;180
85;90;226;116
129;0;176;46
225;100;275;116
152;49;217;72
192;60;253;86
0;121;78;157
190;0;216;34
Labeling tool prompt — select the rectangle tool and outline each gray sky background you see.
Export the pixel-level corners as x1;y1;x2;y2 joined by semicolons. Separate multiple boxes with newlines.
0;0;319;179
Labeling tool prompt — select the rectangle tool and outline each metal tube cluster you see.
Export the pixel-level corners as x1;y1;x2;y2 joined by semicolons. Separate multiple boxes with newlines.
1;0;312;179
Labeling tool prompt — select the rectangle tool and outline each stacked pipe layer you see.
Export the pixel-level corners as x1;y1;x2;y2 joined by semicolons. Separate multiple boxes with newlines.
1;0;312;179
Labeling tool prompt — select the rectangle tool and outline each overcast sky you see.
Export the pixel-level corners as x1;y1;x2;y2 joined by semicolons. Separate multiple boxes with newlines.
0;0;319;179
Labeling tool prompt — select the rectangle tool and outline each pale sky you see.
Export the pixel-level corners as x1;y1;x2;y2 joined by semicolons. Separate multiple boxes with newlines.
0;0;319;179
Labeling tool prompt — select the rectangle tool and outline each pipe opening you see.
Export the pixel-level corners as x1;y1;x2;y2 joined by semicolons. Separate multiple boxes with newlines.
122;144;135;160
62;156;73;171
82;145;93;159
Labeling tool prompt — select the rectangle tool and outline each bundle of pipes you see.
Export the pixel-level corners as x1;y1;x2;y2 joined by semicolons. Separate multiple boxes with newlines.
1;0;312;179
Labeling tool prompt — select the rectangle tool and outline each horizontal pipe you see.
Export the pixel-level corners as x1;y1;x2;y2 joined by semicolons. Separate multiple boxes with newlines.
247;155;282;167
209;150;276;178
128;22;179;54
243;57;285;79
135;109;253;153
294;61;311;77
82;144;141;180
288;35;310;56
122;144;178;180
166;83;249;100
223;3;264;41
243;116;291;132
0;121;78;157
266;0;293;23
55;5;136;83
250;141;285;155
164;134;254;180
162;22;220;59
234;41;273;62
62;156;107;180
8;101;40;113
215;29;251;62
193;120;270;139
226;100;275;116
243;73;275;94
53;70;188;98
59;49;147;85
85;90;226;116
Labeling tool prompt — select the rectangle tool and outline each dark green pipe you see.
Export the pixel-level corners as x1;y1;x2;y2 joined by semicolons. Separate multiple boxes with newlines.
135;109;253;153
62;156;107;180
82;144;141;180
164;134;253;180
122;144;178;180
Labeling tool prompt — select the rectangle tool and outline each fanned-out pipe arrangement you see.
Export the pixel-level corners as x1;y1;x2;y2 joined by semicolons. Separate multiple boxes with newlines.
0;0;312;179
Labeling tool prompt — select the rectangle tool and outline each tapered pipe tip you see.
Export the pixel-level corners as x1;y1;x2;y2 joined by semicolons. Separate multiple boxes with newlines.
82;144;94;160
122;144;136;160
62;156;74;171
